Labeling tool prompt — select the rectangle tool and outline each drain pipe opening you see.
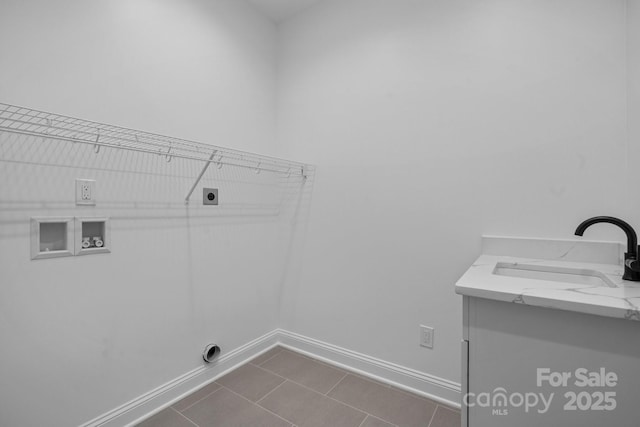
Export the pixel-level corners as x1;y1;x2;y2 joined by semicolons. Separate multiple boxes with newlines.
203;344;221;363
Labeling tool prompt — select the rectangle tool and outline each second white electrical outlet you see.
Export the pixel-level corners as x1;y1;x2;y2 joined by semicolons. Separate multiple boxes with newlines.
76;179;96;206
420;325;434;349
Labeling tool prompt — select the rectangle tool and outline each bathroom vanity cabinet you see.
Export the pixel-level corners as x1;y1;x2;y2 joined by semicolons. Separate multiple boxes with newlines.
457;255;640;427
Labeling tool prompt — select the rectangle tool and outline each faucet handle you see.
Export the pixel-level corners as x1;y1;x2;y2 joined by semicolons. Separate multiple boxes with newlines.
626;254;640;272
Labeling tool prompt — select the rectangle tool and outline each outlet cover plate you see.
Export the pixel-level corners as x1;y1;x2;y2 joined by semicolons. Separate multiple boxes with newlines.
76;179;96;206
203;188;218;205
420;325;434;349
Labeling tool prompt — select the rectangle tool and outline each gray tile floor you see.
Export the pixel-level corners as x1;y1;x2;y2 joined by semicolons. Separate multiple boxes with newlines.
137;347;461;427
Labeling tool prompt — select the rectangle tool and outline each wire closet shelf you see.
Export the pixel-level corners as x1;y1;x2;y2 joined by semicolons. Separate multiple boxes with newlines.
0;102;308;188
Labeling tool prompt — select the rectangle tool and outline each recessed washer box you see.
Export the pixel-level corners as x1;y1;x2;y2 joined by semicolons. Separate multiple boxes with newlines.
30;217;74;260
75;217;110;255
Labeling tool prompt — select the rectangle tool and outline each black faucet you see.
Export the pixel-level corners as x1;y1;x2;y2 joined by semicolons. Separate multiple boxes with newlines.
574;216;640;281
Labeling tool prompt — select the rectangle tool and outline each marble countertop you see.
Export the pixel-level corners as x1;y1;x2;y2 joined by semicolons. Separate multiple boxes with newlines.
455;255;640;321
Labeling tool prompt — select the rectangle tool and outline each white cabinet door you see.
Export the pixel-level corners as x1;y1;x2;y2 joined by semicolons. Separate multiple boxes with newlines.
466;297;640;427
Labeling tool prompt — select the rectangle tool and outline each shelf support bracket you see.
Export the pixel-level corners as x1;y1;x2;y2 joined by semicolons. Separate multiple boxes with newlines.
185;150;218;204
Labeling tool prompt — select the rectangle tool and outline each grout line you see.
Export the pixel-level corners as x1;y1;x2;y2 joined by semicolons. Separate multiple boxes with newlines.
331;365;444;411
325;372;348;396
255;378;288;405
357;413;400;427
441;404;462;414
175;385;223;414
426;404;439;427
251;347;284;367
432;402;461;414
151;344;446;427
170;407;199;427
366;414;399;427
277;340;460;401
253;366;372;422
221;384;294;426
256;349;352;396
196;347;429;427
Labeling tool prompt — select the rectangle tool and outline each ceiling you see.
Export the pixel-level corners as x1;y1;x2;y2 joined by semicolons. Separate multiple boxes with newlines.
245;0;324;22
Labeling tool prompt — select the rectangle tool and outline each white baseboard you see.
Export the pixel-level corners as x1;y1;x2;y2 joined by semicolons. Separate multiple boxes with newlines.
277;329;461;408
80;329;461;426
79;330;280;427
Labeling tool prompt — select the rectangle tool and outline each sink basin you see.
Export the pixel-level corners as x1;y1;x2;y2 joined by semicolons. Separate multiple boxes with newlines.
493;262;617;288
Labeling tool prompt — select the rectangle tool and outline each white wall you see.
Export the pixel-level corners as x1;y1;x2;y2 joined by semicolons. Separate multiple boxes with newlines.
629;0;640;225
1;0;636;422
0;1;297;426
277;0;629;389
0;0;276;153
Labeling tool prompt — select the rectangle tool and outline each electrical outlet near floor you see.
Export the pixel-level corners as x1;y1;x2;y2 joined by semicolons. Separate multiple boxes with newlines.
76;179;96;206
420;325;434;349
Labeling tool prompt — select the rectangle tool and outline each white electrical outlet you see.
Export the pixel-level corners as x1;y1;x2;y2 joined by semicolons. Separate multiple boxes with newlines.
420;325;434;349
76;179;96;206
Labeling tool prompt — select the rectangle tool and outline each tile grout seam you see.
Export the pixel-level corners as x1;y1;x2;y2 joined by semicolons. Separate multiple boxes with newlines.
173;347;448;427
261;368;390;420
324;372;348;396
283;348;459;412
252;347;284;367
221;383;295;426
257;370;395;427
174;385;223;414
169;407;200;427
368;414;399;427
255;377;288;405
278;347;451;410
357;415;369;427
253;365;375;423
426;404;440;427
